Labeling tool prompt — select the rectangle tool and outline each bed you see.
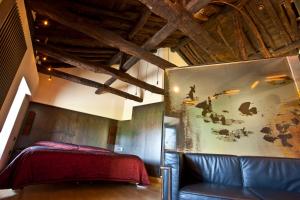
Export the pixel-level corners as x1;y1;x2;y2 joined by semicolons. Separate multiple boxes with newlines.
0;141;150;189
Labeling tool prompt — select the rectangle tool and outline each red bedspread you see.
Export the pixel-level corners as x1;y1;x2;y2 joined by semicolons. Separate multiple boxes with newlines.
0;142;150;189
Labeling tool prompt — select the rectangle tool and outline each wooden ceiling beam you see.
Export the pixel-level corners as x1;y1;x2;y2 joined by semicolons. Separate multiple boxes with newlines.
38;67;143;102
185;0;212;13
35;44;165;95
128;7;151;40
30;0;177;70
138;0;231;62
107;7;151;66
50;46;117;54
97;0;209;94
35;36;104;48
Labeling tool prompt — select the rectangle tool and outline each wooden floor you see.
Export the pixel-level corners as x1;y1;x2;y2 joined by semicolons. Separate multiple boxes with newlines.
0;181;161;200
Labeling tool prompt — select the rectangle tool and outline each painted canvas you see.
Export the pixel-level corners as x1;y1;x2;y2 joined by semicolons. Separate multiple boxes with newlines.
165;56;300;158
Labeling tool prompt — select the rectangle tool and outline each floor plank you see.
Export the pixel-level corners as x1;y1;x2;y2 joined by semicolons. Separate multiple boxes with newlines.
0;181;161;200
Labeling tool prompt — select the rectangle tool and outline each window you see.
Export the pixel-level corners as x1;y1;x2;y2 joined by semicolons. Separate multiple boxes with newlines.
0;77;31;158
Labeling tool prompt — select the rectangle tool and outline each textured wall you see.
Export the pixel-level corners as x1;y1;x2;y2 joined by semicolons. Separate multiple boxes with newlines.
116;102;164;177
15;102;117;150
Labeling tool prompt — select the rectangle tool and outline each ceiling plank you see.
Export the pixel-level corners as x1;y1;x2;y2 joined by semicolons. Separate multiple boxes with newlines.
211;0;271;58
36;44;165;95
128;7;151;40
107;7;151;66
271;40;300;57
233;12;248;60
30;0;177;70
38;67;143;102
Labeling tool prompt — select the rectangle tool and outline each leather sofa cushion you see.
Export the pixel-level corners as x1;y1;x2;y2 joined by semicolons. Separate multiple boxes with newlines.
164;152;182;200
249;188;300;200
179;183;258;200
184;154;242;186
240;156;300;192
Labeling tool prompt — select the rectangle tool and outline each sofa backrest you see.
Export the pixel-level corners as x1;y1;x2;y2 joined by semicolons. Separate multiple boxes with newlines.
240;156;300;192
184;153;243;187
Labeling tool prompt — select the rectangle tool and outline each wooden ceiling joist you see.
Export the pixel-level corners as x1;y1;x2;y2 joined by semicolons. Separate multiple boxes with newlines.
97;0;210;94
30;0;177;70
36;44;165;95
38;67;143;102
57;46;117;54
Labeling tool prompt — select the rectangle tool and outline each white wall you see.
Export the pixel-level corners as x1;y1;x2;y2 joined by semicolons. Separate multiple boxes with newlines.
33;48;187;120
0;0;39;169
33;70;125;120
121;48;187;120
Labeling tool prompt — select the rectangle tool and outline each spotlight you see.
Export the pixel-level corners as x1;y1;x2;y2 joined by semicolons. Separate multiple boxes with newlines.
173;86;180;93
47;67;52;71
43;20;49;26
48;76;52;81
42;56;47;61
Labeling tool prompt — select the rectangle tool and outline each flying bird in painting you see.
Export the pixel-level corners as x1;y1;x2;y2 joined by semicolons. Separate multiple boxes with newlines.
195;97;212;116
238;102;257;116
186;85;196;100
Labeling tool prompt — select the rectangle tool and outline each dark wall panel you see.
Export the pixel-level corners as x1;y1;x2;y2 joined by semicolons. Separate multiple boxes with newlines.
116;102;164;177
15;102;118;150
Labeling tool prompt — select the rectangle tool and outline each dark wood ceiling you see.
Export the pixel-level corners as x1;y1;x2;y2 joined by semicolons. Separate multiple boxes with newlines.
26;0;300;101
174;0;300;65
30;0;186;67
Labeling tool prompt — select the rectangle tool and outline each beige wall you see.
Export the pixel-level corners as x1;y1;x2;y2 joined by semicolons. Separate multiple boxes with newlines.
0;0;39;169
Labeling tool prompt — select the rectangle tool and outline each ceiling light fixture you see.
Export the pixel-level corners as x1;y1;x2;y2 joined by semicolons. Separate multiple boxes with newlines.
43;20;49;26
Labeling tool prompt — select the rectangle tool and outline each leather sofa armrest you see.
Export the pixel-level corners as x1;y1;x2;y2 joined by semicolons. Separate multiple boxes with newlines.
163;152;183;200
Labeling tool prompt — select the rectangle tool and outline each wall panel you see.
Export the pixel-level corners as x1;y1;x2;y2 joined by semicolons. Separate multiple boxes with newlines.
116;102;164;177
15;102;118;150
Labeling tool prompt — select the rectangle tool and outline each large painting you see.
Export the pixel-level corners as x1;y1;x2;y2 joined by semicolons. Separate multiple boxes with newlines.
165;56;300;158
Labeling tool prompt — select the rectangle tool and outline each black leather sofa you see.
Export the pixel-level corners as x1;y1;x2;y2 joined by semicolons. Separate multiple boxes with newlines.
162;152;300;200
